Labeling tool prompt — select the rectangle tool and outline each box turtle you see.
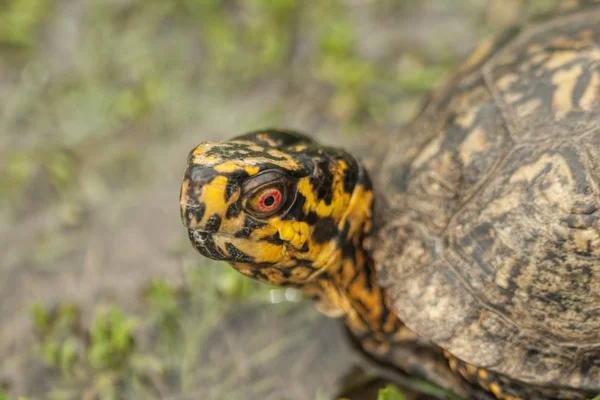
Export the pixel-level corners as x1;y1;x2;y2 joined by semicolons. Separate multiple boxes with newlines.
179;4;600;400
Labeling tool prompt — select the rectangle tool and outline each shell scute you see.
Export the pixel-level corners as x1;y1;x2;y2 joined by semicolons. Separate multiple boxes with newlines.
379;7;600;393
485;10;600;142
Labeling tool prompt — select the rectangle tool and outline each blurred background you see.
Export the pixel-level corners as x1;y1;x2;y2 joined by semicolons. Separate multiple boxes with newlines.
0;0;564;399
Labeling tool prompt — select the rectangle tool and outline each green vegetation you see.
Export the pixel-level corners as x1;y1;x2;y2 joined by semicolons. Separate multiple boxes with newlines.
377;385;405;400
31;297;172;399
0;387;27;400
181;0;299;84
0;0;51;47
24;265;282;399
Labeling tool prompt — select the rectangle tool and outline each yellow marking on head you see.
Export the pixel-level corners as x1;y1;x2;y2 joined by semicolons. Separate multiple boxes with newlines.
185;175;234;229
340;256;357;284
202;176;229;206
289;144;308;151
234;240;284;264
313;242;342;270
193;154;221;165
218;210;246;237
290;266;312;280
249;224;279;240
256;133;281;146
315;160;354;220
266;148;293;159
213;161;260;174
346;192;372;239
276;221;296;242
270;220;310;250
298;178;317;215
192;142;215;157
191;141;306;172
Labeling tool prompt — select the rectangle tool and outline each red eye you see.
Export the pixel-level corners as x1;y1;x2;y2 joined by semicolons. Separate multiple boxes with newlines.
246;184;286;217
257;188;282;212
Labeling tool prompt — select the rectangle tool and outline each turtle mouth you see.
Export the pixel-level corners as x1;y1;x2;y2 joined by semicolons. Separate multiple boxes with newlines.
188;230;228;261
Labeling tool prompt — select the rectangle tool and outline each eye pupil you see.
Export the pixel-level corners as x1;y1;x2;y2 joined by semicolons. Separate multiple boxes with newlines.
263;196;275;207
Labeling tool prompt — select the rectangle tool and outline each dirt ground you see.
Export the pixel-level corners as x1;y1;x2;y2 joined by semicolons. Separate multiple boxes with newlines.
0;1;562;399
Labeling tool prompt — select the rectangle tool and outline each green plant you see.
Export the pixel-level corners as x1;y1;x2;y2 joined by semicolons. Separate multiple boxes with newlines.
0;0;51;47
377;385;405;400
30;300;172;399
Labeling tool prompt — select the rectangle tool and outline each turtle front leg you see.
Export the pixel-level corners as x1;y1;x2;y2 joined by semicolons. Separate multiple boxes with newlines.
349;325;475;399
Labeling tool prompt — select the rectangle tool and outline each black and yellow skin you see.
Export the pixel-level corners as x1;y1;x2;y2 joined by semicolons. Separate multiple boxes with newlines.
180;5;600;400
181;130;385;330
180;130;474;398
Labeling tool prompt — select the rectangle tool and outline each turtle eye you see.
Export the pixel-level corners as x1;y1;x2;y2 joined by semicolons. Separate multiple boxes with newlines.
246;184;286;218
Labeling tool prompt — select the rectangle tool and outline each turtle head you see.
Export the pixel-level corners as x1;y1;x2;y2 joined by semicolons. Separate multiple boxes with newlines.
180;129;374;286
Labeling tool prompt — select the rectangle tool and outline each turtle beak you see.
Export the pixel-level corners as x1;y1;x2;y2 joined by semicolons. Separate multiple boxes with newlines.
187;230;228;261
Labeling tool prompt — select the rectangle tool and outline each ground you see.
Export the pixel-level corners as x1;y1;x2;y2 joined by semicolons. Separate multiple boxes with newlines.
0;1;565;399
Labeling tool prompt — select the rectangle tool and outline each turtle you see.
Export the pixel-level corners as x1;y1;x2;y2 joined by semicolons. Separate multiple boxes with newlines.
179;4;600;400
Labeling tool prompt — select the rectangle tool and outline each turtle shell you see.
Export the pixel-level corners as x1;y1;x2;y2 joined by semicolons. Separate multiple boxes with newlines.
374;5;600;395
